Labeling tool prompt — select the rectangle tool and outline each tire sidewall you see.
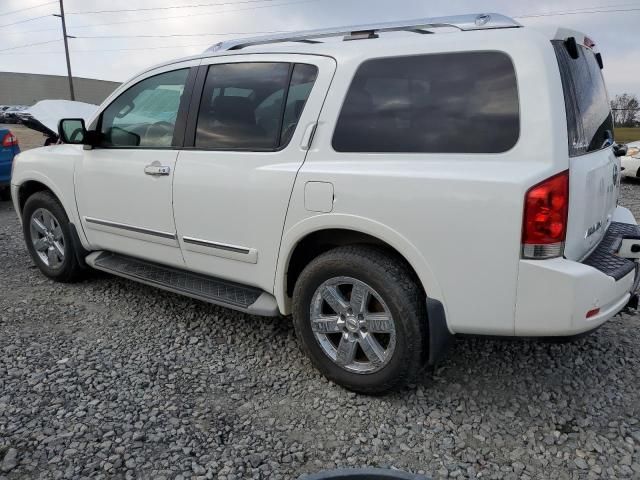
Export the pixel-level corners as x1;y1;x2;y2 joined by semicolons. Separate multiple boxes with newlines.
22;193;77;280
293;251;424;393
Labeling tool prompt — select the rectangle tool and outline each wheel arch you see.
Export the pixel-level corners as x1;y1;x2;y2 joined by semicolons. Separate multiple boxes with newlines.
275;214;446;316
17;179;62;216
16;177;90;269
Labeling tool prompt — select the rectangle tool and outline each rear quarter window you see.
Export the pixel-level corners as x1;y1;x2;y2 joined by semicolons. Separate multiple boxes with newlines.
332;51;520;154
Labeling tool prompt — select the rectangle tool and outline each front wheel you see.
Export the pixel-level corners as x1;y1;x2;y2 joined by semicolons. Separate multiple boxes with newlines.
292;246;427;394
22;191;83;282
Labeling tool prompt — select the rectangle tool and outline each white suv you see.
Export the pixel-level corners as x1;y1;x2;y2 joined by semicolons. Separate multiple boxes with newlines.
10;14;637;393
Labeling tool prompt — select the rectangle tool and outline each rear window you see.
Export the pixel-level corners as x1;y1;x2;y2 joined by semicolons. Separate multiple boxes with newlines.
552;41;614;157
332;51;520;154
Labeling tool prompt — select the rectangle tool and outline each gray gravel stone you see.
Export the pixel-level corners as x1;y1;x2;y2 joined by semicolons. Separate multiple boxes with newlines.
1;179;640;479
0;448;18;473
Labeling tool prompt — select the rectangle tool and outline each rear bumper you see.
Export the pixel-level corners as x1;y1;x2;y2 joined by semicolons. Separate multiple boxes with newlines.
515;206;638;336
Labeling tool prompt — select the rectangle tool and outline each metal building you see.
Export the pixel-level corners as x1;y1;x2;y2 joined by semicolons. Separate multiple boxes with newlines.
0;72;120;106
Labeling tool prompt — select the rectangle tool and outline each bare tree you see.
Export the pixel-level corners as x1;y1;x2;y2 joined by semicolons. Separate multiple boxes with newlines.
611;93;639;127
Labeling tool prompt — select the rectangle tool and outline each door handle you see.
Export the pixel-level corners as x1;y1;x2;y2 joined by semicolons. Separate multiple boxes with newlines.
144;164;171;176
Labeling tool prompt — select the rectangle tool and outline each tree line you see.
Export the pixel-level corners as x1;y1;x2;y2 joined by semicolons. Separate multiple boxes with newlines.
611;93;639;127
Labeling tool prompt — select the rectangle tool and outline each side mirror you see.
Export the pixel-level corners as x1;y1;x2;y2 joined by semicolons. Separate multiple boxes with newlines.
58;118;87;144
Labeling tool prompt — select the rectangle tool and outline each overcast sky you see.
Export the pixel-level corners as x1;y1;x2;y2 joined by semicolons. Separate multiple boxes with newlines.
0;0;638;98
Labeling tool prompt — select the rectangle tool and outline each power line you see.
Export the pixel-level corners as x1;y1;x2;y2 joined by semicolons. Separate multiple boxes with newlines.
0;0;315;32
5;1;56;16
516;6;640;18
0;43;212;55
73;30;287;39
66;0;276;15
0;51;60;55
74;43;212;52
517;1;640;16
64;0;319;32
0;14;56;28
0;26;60;36
0;38;60;52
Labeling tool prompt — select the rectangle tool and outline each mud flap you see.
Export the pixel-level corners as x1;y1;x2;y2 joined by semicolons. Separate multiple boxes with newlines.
426;298;454;365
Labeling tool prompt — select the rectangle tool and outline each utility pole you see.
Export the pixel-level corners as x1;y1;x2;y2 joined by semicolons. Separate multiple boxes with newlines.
54;0;75;100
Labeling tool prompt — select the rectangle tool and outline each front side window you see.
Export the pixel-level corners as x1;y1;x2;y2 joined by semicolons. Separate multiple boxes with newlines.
332;52;520;154
195;62;318;150
100;68;189;148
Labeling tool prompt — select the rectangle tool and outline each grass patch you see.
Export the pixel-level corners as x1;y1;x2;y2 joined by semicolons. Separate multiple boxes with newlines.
615;128;640;144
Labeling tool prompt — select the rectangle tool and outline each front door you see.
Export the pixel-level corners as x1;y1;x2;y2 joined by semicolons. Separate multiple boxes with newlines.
76;66;195;267
173;55;336;291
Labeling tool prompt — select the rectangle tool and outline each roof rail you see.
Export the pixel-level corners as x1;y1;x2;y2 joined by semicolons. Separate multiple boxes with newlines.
206;13;521;53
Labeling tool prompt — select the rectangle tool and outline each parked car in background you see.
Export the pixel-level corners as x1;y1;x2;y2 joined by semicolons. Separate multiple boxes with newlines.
2;106;30;124
621;141;640;179
0;128;19;200
9;13;639;393
16;107;33;124
20;100;98;145
0;106;12;123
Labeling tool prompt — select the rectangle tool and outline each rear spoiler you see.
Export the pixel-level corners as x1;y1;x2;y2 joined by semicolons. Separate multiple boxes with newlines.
554;27;603;69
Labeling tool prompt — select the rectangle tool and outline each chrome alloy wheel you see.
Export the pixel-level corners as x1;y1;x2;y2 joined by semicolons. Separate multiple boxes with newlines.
310;276;396;374
30;208;65;269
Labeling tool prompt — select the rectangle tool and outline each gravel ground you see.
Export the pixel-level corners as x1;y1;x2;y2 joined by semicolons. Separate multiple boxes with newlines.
1;164;640;478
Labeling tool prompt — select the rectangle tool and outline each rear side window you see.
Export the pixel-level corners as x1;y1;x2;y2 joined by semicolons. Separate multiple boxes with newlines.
552;41;614;157
332;52;519;154
195;62;318;150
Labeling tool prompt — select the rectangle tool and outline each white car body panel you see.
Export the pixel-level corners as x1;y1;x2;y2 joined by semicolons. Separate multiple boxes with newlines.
279;28;570;335
10;145;84;233
75;148;184;266
76;59;201;266
10;22;636;340
173;54;336;292
564;148;620;261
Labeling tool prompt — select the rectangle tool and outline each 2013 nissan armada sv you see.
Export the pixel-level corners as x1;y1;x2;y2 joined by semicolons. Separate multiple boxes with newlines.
10;14;637;393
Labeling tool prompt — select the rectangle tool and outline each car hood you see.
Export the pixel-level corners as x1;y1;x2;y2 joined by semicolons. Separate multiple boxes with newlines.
25;100;98;137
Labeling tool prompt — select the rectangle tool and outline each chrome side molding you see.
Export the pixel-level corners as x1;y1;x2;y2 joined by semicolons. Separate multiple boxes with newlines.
182;236;258;264
183;236;251;254
84;217;177;240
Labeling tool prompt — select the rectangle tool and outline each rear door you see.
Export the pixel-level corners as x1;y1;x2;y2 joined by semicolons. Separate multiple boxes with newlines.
173;55;335;292
553;39;619;260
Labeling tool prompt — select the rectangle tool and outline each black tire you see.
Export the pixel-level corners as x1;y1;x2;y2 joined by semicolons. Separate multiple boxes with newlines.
22;191;83;282
0;187;10;202
292;245;427;394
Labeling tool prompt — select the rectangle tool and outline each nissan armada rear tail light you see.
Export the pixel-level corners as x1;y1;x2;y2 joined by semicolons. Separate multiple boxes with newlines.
522;171;569;259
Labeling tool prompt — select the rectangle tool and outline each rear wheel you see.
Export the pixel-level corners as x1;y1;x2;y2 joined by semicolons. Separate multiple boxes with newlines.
292;246;426;394
22;191;83;282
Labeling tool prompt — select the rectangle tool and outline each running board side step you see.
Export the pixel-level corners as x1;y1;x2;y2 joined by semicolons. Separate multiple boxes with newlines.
85;252;279;317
